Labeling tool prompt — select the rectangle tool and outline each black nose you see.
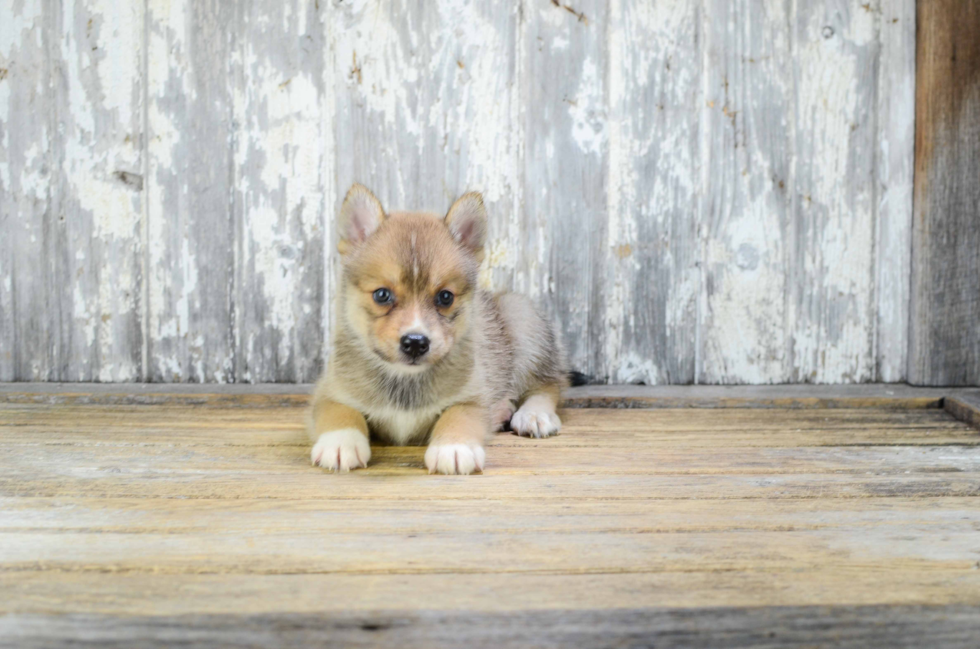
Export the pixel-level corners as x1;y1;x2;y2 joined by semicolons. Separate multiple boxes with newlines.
400;334;430;359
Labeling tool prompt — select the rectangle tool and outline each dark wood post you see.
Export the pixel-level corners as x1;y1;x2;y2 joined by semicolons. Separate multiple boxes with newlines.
910;1;980;385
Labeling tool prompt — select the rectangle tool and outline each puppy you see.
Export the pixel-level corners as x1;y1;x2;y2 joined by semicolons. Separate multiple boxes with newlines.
309;184;568;475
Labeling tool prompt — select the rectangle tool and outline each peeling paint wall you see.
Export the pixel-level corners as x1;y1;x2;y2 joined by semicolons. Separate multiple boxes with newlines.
0;0;915;384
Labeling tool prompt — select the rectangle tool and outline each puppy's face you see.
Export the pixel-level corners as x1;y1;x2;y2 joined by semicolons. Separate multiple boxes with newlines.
337;185;487;373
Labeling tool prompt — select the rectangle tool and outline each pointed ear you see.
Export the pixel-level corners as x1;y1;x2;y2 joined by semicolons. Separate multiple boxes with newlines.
444;192;487;255
338;184;385;253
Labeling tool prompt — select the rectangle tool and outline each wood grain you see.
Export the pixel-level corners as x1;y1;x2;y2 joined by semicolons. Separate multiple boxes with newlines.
2;1;921;385
4;605;980;649
699;0;793;383
0;381;959;409
910;1;980;386
1;1;145;381
875;0;916;382
56;0;146;382
233;0;326;383
522;0;607;378
2;396;979;645
945;392;980;430
0;2;56;381
790;0;878;383
3;571;979;616
330;0;519;292
602;0;699;383
145;0;237;382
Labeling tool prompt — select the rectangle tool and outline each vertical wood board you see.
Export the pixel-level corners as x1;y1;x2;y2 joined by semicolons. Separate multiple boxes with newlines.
146;0;237;382
910;1;980;386
1;0;144;382
233;0;326;382
523;0;608;377
699;0;794;384
874;0;915;383
603;0;700;384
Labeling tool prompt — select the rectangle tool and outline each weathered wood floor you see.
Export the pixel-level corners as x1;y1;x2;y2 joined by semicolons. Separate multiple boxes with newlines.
2;387;980;647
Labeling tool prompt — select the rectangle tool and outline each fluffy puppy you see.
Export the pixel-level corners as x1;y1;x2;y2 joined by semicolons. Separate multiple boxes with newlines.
310;184;567;475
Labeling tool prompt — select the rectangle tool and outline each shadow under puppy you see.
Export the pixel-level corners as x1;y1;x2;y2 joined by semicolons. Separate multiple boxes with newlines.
310;184;568;475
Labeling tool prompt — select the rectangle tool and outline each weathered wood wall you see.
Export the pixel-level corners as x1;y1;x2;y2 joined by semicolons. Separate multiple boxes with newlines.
0;0;919;384
910;1;980;386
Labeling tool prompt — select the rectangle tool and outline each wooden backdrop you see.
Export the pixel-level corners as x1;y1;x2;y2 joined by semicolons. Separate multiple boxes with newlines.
0;0;920;384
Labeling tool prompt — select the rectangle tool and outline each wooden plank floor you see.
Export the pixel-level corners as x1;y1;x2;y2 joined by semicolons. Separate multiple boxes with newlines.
2;395;980;647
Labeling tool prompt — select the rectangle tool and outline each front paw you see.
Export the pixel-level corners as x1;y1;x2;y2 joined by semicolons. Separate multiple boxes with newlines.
311;428;371;472
424;443;486;475
511;407;561;438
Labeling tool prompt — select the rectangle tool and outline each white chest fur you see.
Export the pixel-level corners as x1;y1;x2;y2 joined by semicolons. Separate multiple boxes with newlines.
366;406;442;446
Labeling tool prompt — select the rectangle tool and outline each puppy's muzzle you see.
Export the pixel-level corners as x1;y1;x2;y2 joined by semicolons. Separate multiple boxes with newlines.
400;333;430;359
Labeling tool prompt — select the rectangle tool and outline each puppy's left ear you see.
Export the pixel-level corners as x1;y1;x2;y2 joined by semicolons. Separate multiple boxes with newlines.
445;192;487;258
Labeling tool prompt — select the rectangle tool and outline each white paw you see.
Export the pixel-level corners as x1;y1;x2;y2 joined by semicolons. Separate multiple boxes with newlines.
511;406;561;438
311;428;371;472
424;443;486;475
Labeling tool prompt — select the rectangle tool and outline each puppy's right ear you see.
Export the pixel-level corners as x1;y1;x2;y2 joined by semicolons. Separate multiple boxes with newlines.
338;184;385;254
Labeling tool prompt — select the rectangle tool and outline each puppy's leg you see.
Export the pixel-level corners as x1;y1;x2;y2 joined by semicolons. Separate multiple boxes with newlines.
490;397;516;432
425;402;488;475
310;398;371;472
511;383;562;438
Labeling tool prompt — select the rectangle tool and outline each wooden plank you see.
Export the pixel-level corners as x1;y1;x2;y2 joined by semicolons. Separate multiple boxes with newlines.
233;0;326;382
0;383;955;408
4;442;980;476
145;0;237;382
2;571;979;614
4;496;975;534
875;0;915;382
601;0;700;383
3;471;979;501
0;1;142;381
5;426;974;450
553;407;967;431
0;406;969;436
136;0;330;383
945;392;980;430
0;404;967;432
562;384;949;409
55;0;145;381
3;605;980;649
698;2;914;384
0;2;53;381
4;425;975;449
2;500;977;575
3;523;978;574
522;0;607;378
910;1;980;386
698;0;793;383
788;1;878;382
331;0;519;211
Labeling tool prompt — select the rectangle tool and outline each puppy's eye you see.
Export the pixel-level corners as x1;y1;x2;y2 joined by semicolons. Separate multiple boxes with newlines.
436;290;454;307
372;288;393;305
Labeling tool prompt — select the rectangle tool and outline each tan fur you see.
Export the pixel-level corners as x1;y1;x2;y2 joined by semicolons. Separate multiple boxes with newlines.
429;401;488;445
312;400;369;438
310;185;568;475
